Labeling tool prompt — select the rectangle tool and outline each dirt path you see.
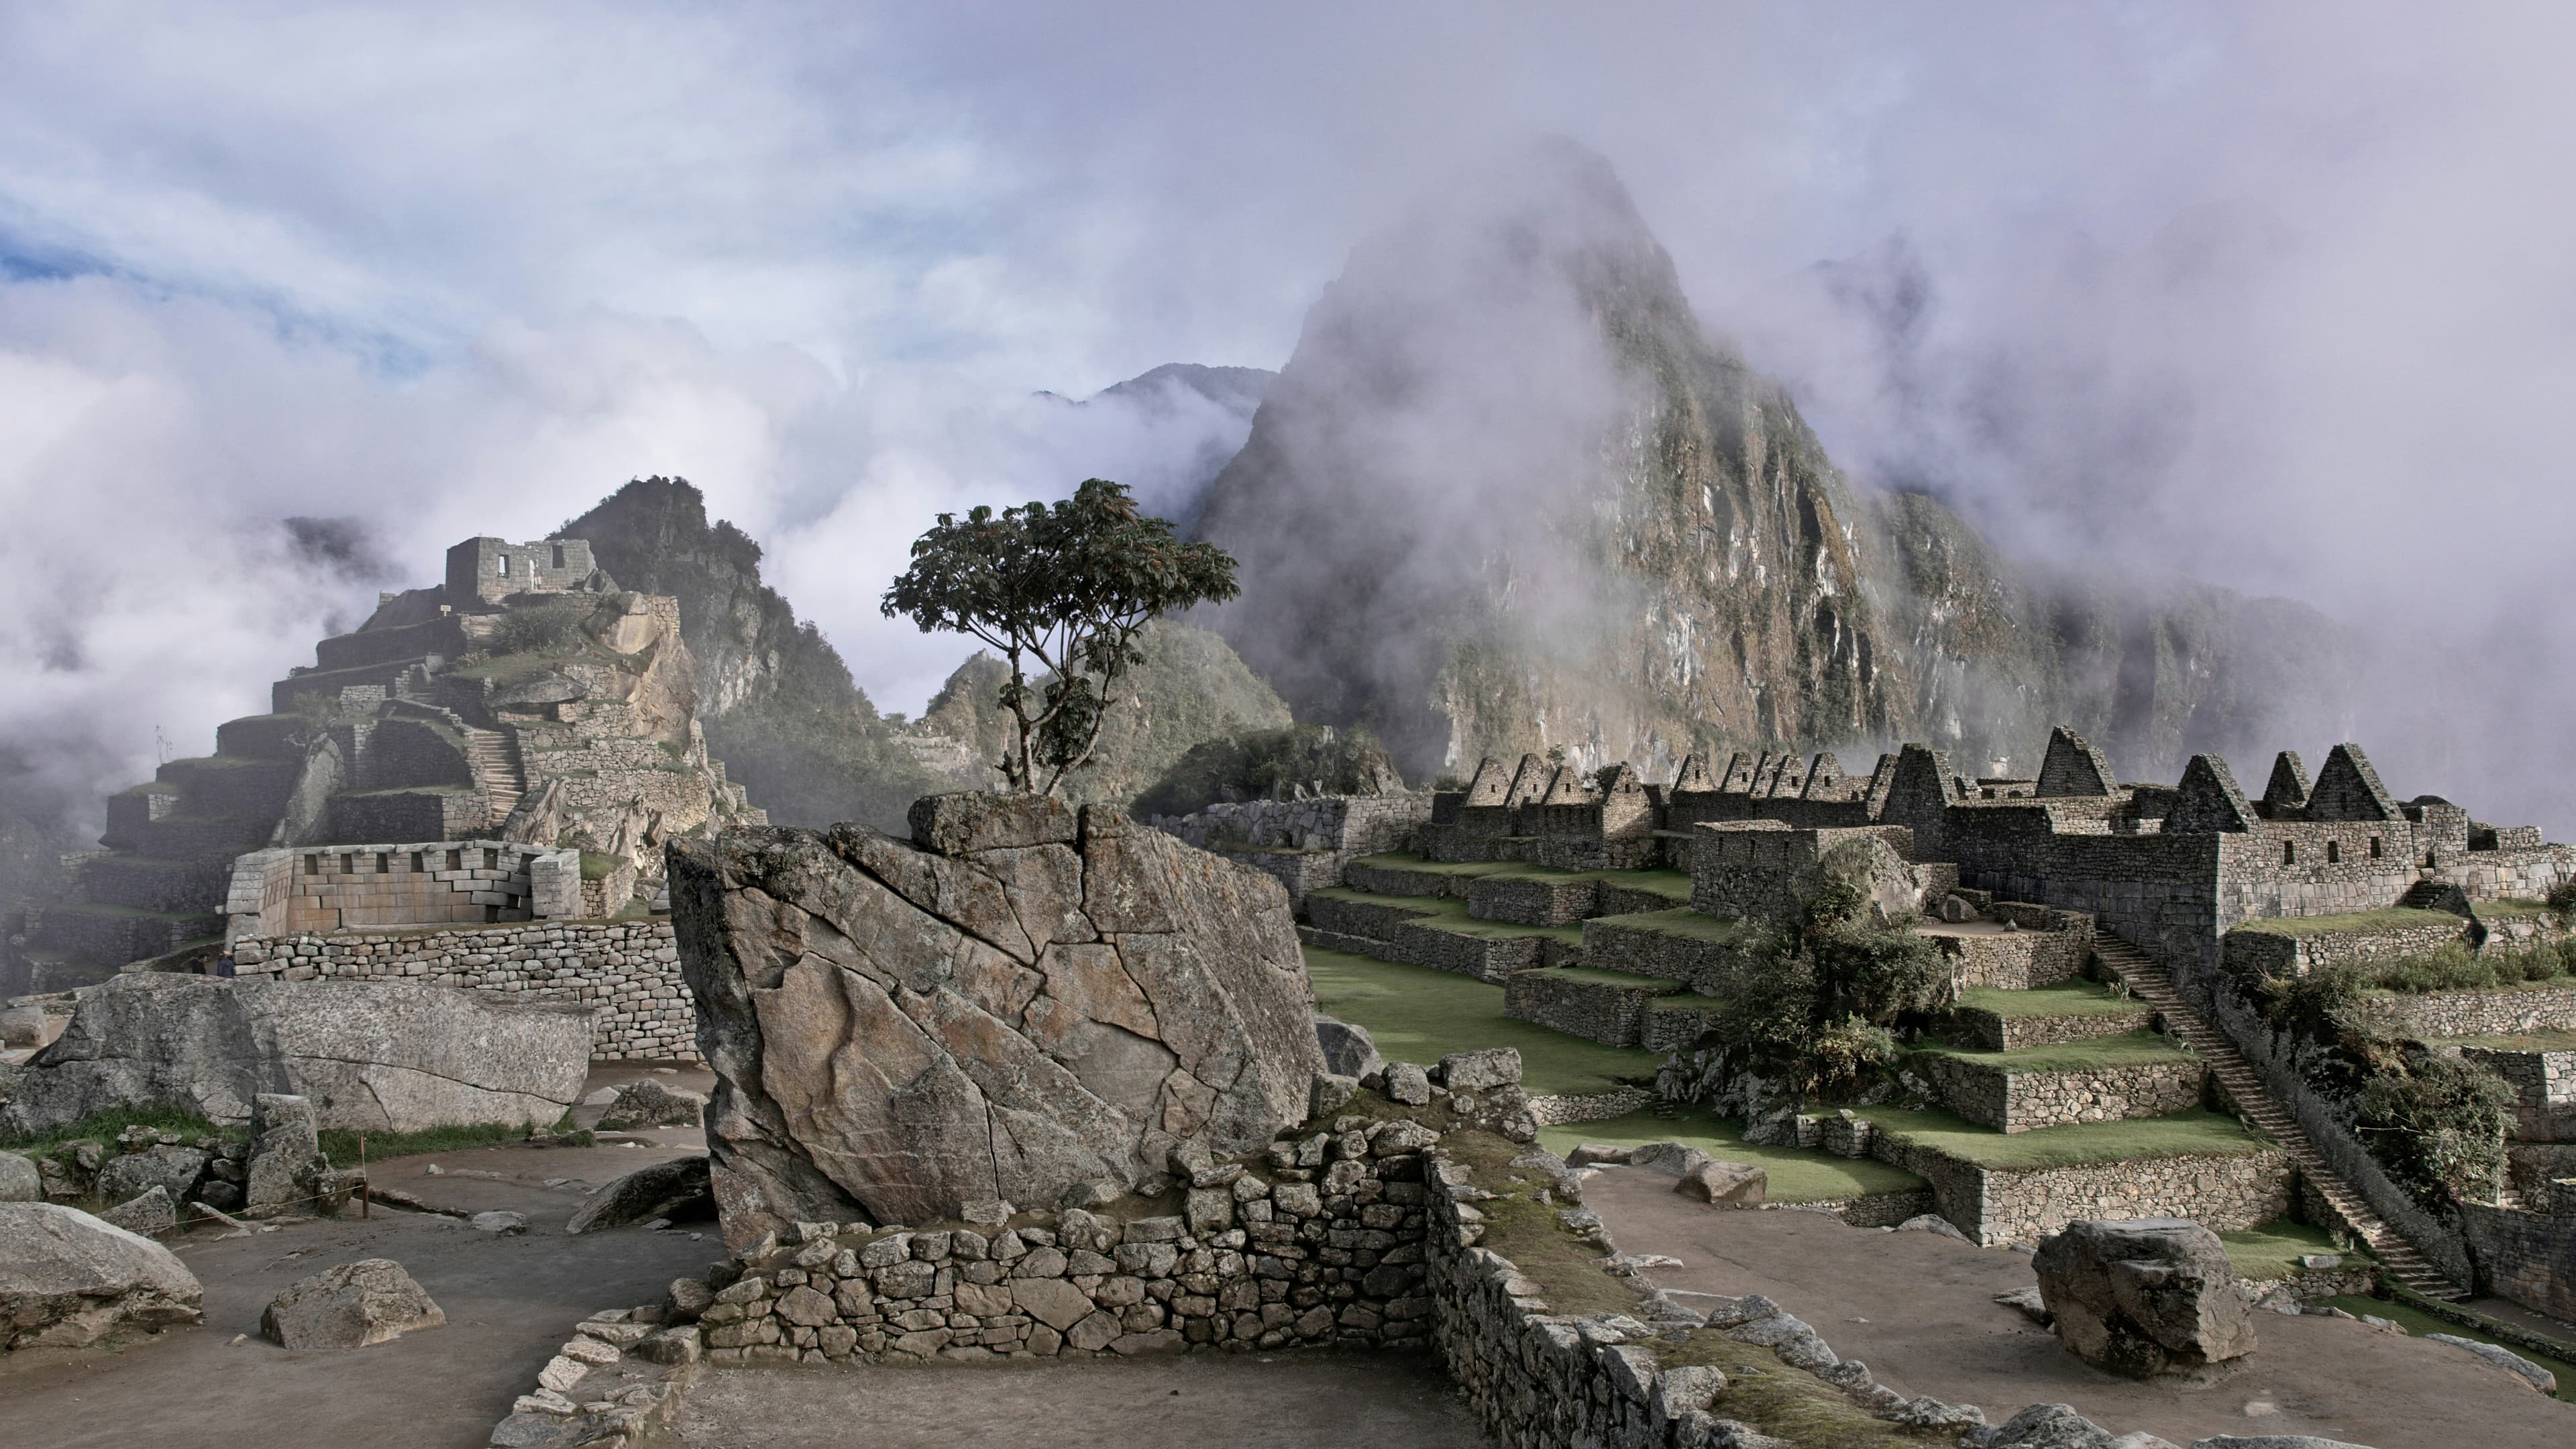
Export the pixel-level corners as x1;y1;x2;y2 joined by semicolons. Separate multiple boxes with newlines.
669;1354;1485;1449
1582;1166;2573;1449
0;1134;717;1448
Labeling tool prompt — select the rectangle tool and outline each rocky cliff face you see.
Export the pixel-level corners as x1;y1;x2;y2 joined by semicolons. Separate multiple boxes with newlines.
666;794;1326;1244
1191;140;2352;785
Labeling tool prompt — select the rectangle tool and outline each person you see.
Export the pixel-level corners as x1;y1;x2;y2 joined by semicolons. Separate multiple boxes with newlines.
214;949;237;979
187;953;209;975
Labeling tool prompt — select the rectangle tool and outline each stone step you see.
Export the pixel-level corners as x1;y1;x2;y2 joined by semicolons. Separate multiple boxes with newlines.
2091;935;2467;1300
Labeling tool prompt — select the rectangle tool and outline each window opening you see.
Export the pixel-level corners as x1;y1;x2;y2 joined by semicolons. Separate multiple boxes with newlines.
2282;841;2296;866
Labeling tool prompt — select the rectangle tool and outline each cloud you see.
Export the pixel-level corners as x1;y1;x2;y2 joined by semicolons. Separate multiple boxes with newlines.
2;2;2573;830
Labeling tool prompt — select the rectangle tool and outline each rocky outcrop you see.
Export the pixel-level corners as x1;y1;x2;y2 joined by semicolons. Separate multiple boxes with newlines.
261;1258;444;1348
2033;1217;2257;1377
667;793;1328;1245
1;975;592;1136
566;1156;712;1234
0;1202;203;1348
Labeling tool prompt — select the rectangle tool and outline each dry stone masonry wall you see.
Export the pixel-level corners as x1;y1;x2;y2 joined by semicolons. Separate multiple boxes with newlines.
227;920;690;1061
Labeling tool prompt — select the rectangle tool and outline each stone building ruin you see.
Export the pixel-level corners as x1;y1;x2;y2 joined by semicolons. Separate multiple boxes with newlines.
4;532;768;1061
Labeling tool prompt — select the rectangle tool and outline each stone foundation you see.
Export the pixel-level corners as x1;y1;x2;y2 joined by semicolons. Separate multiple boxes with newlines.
228;920;691;1061
1578;912;1774;994
2459;1200;2576;1322
1909;1051;2208;1133
1870;1139;2292;1246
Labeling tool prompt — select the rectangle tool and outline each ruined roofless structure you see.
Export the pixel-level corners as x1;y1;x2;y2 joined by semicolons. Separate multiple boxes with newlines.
1415;724;2570;976
7;532;762;1008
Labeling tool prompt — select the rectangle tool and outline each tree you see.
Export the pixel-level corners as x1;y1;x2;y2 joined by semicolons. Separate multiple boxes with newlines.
882;479;1240;794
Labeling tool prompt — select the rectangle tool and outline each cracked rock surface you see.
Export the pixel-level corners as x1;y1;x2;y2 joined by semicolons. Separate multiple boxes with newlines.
667;794;1326;1244
1;974;593;1135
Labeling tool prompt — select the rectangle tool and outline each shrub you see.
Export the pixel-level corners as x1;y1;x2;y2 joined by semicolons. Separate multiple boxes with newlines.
2372;943;2508;993
486;598;594;656
2355;1054;2515;1203
2548;879;2576;912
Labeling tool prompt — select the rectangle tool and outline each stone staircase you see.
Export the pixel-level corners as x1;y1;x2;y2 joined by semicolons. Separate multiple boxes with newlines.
2090;934;2467;1300
465;727;527;827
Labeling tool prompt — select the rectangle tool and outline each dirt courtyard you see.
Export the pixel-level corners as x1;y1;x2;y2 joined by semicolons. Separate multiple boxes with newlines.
0;1131;716;1449
669;1354;1485;1449
1581;1165;2573;1449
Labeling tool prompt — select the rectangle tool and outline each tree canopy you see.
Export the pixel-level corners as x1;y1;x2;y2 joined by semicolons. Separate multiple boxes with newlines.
881;479;1240;794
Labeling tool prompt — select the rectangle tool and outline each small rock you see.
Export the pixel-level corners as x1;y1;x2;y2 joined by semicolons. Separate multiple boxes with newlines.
2295;1253;2342;1271
960;1199;1014;1228
1307;1072;1359;1122
261;1258;444;1349
472;1211;528;1236
98;1185;177;1237
535;1354;588;1393
1383;1061;1432;1106
1564;1144;1633;1168
1897;1213;1971;1242
513;1388;580;1417
1439;1047;1522;1091
1676;1159;1766;1208
1994;1285;2053;1326
2424;1334;2557;1393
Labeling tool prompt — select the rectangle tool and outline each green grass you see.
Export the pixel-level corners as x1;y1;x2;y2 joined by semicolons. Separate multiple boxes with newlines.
1847;1105;2273;1171
2478;897;2558;918
1907;1029;2194;1075
1953;981;2149;1019
2439;1029;2576;1053
1323;890;1585;946
0;1106;234;1155
1303;947;1658;1095
1348;853;1513;879
579;850;623;881
2232;908;2465;939
2326;1294;2576;1402
1514;964;1682;993
2220;1219;2357;1281
1537;1109;1926;1203
1587;906;1766;944
317;1113;592;1165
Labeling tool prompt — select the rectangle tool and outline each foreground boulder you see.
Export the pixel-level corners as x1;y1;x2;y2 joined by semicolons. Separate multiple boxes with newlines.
3;975;593;1135
261;1258;444;1348
244;1093;327;1218
667;796;1328;1243
2033;1218;2256;1377
566;1155;714;1234
0;1152;39;1203
0;1202;203;1348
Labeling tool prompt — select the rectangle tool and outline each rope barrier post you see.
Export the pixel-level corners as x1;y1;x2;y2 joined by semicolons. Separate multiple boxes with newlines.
359;1131;370;1220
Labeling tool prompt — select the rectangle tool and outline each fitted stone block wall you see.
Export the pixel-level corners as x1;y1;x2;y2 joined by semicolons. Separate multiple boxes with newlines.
2431;843;2576;903
2459;1201;2576;1322
2356;985;2576;1040
1578;914;1776;994
1909;1052;2206;1133
225;841;578;936
1202;847;1344;904
2457;1044;2576;1110
1688;823;1919;926
226;918;690;1060
1926;923;2090;990
1948;1002;2155;1051
1526;837;1662;873
1303;892;1438;941
447;535;599;603
1640;998;1724;1053
1870;1138;2291;1246
1391;922;1560;982
1470;873;1597;926
2220;915;2473;979
326;787;488;845
365;718;475;790
1152;794;1432;858
685;1119;1446;1365
1503;971;1672;1048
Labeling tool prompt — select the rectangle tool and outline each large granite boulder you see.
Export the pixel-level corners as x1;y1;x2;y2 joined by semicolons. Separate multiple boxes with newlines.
2033;1218;2257;1377
244;1093;327;1218
261;1258;444;1348
566;1155;714;1234
0;1201;203;1348
667;796;1329;1245
2;975;593;1136
0;1152;40;1203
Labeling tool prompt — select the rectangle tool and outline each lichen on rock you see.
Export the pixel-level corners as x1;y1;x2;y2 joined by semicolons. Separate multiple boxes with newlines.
667;793;1328;1247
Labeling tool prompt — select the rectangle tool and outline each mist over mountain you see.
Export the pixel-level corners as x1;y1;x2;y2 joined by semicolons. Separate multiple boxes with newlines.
1192;140;2353;785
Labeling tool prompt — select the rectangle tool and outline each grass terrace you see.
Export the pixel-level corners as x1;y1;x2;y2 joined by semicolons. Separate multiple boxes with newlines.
1536;1109;1926;1203
1346;853;1512;879
1846;1104;2275;1171
2219;1219;2359;1281
1953;981;2145;1019
2436;1028;2576;1053
2231;908;2466;938
1907;1029;2196;1075
1310;888;1587;947
2476;897;2560;919
1586;905;1768;944
1303;947;1658;1096
1510;963;1681;992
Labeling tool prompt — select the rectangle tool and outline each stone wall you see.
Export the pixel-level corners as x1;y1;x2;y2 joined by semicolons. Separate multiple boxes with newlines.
1502;971;1669;1048
2356;985;2576;1040
1688;823;1924;926
2221;914;2473;979
1928;923;2089;990
2458;1043;2576;1109
1147;794;1434;906
2432;843;2576;903
327;787;486;845
1868;1137;2290;1246
2459;1200;2576;1322
223;840;579;938
1578;914;1776;995
683;1118;1447;1364
1471;873;1599;927
1947;1002;2155;1051
226;918;691;1061
1908;1052;2207;1134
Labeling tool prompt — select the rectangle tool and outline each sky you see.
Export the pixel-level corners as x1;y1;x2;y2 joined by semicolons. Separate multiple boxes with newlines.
5;1;2574;828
